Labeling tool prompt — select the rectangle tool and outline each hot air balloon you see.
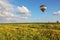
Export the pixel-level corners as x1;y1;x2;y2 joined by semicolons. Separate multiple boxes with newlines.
40;5;47;12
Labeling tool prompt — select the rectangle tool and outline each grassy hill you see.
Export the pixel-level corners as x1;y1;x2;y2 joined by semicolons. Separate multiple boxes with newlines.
0;23;60;40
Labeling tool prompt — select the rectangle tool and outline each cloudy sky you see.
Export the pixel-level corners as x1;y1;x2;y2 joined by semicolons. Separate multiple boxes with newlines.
0;0;60;23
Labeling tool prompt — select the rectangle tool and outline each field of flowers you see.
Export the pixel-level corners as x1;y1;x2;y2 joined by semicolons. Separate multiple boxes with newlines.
0;23;60;40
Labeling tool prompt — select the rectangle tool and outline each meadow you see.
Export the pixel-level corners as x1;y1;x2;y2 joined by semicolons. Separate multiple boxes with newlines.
0;23;60;40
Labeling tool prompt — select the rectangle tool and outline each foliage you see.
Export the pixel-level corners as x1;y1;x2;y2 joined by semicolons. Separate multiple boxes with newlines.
0;23;60;40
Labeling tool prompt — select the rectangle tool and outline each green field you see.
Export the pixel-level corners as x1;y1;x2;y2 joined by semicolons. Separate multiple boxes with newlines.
0;23;60;40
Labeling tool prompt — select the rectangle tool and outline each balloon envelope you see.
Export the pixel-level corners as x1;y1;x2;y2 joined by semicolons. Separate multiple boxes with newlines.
40;5;47;12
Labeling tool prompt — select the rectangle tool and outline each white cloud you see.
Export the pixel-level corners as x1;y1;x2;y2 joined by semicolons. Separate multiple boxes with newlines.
0;0;31;23
53;11;60;15
0;0;17;22
16;6;31;16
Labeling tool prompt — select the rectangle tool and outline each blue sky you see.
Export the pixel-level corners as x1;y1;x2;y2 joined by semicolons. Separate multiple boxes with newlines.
0;0;60;23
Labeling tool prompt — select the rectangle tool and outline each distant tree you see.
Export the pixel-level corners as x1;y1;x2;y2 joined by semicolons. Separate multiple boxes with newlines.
56;21;59;23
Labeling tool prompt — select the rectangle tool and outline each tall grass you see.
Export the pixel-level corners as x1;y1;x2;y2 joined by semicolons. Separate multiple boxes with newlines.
0;23;60;40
